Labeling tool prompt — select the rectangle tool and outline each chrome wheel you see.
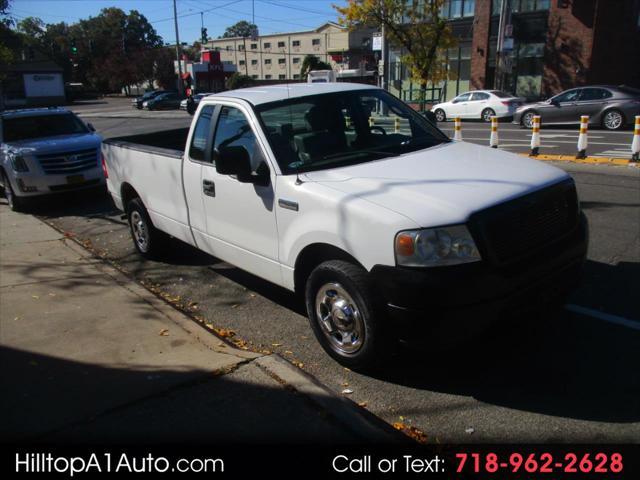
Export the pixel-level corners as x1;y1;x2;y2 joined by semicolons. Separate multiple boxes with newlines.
434;109;446;122
315;282;364;354
603;110;623;130
130;210;149;253
522;112;536;129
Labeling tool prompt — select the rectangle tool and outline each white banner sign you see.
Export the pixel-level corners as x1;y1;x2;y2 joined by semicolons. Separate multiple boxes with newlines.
23;73;64;98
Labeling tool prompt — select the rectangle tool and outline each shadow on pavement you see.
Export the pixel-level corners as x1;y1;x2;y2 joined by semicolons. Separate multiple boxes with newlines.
0;346;366;445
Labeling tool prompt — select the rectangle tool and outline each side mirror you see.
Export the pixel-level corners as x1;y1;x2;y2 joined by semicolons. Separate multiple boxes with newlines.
422;111;437;123
87;123;95;132
550;99;560;106
215;146;270;186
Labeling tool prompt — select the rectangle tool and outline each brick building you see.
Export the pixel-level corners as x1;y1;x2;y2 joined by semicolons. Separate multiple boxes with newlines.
390;0;640;103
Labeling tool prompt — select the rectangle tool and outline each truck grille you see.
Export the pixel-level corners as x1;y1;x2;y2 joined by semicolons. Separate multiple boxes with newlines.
37;148;98;175
469;180;579;266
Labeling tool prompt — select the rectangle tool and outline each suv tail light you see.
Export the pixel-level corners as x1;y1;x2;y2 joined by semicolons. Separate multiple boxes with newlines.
101;153;109;179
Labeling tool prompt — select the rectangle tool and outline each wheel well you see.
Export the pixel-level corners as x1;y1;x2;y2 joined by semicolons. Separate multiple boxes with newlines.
521;109;538;125
120;183;140;212
293;243;363;295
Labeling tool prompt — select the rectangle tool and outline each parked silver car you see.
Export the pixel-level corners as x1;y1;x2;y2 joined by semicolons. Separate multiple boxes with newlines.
514;85;640;130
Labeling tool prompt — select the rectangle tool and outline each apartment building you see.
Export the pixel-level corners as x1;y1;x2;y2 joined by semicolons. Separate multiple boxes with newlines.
205;22;376;82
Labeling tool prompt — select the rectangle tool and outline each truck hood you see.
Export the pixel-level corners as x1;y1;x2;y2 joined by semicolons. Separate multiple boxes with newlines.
303;141;570;228
5;133;101;156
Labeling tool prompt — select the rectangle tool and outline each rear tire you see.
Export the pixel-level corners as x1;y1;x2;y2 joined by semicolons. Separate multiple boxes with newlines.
481;108;496;122
305;260;392;370
434;108;446;122
126;198;165;258
602;109;624;131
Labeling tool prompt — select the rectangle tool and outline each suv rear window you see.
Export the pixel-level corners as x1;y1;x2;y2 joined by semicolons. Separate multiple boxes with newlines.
3;113;89;142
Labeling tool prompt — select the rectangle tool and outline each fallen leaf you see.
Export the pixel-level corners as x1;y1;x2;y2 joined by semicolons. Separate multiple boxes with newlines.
231;304;239;309
284;350;293;355
271;343;283;347
31;295;39;299
342;388;354;395
341;382;349;387
392;423;428;443
465;427;475;435
13;317;20;321
358;402;368;408
159;328;169;336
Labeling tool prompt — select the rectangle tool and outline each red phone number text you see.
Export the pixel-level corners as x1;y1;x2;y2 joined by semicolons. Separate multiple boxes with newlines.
455;452;623;474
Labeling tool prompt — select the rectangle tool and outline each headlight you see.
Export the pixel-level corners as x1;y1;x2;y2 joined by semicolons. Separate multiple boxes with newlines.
143;101;149;107
10;154;29;172
395;225;481;267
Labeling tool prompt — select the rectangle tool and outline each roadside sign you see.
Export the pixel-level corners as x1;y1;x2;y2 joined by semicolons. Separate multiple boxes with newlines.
372;33;382;52
378;60;384;75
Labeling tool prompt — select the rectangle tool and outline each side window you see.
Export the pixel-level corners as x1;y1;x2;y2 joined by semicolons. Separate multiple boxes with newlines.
212;106;262;170
580;88;612;101
189;106;214;162
554;89;581;103
472;92;489;101
453;93;471;103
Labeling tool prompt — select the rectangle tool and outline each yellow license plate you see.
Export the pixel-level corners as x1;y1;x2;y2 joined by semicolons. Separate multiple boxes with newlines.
66;174;85;185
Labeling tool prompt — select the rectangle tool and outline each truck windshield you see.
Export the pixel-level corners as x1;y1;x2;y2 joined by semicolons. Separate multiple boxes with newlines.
256;89;449;174
3;114;89;142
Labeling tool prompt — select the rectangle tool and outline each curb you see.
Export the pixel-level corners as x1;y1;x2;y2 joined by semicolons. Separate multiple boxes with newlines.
520;153;636;166
255;355;408;444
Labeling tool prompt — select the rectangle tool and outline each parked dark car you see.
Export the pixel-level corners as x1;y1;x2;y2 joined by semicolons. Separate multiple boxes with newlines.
179;93;214;114
144;92;183;111
514;85;640;130
131;90;174;109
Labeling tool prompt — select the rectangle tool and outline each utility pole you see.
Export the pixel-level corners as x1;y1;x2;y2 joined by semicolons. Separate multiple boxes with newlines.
495;0;508;91
173;0;184;96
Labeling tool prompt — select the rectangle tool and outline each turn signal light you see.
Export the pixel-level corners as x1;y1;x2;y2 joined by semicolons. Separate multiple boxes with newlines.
395;233;415;257
101;153;109;179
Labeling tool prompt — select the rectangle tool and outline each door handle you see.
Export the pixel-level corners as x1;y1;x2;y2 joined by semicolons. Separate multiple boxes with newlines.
203;179;215;197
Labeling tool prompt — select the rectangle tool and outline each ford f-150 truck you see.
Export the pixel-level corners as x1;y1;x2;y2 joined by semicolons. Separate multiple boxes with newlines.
1;107;104;211
103;83;588;369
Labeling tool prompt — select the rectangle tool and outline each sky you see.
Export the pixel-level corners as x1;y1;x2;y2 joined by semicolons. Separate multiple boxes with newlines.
8;0;349;44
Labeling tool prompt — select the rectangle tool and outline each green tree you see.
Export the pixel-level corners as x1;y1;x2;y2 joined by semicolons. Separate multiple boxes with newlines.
221;20;257;38
226;72;254;90
336;0;457;108
300;55;332;80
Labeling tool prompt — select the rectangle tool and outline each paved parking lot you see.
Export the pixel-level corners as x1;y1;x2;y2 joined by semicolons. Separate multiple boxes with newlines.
14;103;638;443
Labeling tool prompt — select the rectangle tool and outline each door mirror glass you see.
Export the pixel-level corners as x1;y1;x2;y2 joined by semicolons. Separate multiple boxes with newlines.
215;146;270;186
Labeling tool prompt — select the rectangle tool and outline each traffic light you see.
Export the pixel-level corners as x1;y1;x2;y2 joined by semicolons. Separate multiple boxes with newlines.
70;39;78;55
201;27;208;44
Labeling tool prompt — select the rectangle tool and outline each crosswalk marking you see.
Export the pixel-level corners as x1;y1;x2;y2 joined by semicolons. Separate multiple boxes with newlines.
592;148;632;159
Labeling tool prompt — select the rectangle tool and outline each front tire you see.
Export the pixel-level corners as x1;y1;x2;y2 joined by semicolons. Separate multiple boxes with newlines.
602;109;624;131
521;110;538;129
1;171;27;212
481;108;496;122
126;198;164;258
434;108;446;122
305;260;391;370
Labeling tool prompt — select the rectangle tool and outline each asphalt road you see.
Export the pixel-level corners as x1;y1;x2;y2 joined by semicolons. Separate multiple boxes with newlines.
17;102;639;443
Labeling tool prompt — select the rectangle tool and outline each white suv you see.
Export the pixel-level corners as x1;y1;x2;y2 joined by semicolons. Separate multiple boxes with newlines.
0;107;104;211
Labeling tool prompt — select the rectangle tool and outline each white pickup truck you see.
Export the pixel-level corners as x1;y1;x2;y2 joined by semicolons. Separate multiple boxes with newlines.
103;83;588;369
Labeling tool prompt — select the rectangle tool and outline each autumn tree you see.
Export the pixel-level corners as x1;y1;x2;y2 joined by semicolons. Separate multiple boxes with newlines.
300;55;332;80
221;20;258;39
336;0;457;107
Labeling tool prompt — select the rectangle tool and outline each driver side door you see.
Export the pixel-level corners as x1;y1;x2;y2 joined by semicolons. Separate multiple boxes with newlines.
199;103;281;285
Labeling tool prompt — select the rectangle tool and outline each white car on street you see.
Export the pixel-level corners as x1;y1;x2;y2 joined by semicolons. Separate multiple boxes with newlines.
103;83;587;369
431;90;524;122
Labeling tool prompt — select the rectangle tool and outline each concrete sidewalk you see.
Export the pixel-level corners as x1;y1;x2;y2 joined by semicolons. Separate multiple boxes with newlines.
0;206;401;444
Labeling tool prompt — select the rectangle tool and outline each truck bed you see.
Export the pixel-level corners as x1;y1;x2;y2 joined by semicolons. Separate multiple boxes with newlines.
104;128;189;157
103;127;195;247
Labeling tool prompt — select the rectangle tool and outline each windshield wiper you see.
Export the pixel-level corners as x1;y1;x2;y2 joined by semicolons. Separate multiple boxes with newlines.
321;148;401;161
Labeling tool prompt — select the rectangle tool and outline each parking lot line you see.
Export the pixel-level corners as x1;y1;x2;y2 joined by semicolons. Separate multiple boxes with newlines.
565;304;640;331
